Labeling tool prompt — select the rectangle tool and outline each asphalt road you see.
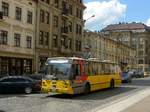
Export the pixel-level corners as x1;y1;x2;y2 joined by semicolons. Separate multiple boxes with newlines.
0;77;150;112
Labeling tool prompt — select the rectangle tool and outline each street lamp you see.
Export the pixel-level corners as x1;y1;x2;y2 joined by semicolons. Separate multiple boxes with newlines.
84;15;95;22
82;15;95;59
84;15;95;30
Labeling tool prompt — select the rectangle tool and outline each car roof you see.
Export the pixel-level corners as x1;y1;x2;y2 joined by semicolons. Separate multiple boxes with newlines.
0;76;33;81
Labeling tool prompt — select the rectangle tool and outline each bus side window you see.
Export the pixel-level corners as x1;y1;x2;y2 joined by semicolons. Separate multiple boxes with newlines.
84;62;88;75
88;62;92;75
98;63;102;75
92;63;96;75
95;63;98;75
101;63;105;74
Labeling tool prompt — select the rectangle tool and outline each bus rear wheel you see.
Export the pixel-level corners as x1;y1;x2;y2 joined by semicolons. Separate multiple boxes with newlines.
110;80;115;89
84;83;90;94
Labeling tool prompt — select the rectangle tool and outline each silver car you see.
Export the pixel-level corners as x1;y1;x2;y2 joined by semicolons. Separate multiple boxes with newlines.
122;71;132;83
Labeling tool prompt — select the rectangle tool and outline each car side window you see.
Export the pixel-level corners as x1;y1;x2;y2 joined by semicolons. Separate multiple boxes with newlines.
1;78;16;82
15;78;27;82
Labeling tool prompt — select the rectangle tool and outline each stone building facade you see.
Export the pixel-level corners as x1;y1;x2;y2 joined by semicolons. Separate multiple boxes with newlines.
0;0;86;75
35;0;85;72
0;0;36;75
101;23;150;71
83;30;136;66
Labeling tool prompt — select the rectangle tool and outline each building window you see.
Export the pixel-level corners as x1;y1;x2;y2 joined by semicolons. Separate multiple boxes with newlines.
79;41;81;51
69;4;73;15
45;12;49;24
39;31;44;45
39;57;47;71
76;24;82;34
45;32;49;46
138;59;144;64
68;21;72;32
79;25;82;34
0;58;8;75
24;59;32;74
79;10;82;19
41;0;49;4
2;2;9;17
76;8;82;19
52;35;58;47
61;37;65;48
15;7;22;21
68;38;72;49
26;36;32;48
0;30;8;45
46;0;50;4
76;24;78;34
54;0;59;8
138;50;144;56
27;11;33;24
53;16;58;27
40;9;44;23
75;40;81;51
14;33;21;47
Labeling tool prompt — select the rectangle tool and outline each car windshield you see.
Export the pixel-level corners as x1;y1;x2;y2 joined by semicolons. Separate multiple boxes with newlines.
43;59;72;79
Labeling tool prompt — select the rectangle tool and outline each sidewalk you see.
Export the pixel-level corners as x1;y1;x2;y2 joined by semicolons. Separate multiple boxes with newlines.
94;88;150;112
121;95;150;112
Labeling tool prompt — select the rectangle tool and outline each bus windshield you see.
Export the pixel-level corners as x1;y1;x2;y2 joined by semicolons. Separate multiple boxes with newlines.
44;59;72;80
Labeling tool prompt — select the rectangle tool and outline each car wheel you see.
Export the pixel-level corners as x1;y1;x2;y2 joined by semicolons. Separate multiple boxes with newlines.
25;87;32;94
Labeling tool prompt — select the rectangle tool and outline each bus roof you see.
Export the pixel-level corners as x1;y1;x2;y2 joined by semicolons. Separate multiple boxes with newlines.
46;57;117;64
47;57;86;61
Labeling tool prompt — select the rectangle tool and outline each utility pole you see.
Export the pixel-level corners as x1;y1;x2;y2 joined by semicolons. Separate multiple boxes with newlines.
83;15;95;59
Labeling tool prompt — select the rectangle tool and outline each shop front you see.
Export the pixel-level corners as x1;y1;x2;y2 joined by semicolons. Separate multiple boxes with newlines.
0;57;32;76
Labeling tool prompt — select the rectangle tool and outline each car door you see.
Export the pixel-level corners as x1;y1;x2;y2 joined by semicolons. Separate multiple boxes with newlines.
15;77;33;92
0;78;16;93
13;78;28;92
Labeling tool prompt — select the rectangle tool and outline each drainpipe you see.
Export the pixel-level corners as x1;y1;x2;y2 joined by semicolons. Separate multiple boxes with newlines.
34;0;38;73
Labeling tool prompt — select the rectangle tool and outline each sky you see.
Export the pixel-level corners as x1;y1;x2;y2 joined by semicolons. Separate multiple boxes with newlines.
83;0;150;31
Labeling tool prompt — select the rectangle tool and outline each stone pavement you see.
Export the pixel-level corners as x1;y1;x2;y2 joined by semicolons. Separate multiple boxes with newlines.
121;95;150;112
93;87;150;112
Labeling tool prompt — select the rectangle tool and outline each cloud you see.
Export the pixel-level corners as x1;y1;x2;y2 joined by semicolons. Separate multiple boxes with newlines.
146;18;150;26
84;0;127;31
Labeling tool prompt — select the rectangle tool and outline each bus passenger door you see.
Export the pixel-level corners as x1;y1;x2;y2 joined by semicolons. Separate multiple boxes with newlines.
71;62;85;94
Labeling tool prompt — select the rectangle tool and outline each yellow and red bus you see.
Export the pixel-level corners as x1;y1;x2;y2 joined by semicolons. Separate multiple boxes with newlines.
41;57;122;94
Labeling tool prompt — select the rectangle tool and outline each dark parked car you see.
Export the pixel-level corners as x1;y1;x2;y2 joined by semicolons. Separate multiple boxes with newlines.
0;76;41;94
121;72;132;83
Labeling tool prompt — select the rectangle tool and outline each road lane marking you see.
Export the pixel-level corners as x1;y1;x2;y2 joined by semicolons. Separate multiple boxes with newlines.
91;87;150;112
